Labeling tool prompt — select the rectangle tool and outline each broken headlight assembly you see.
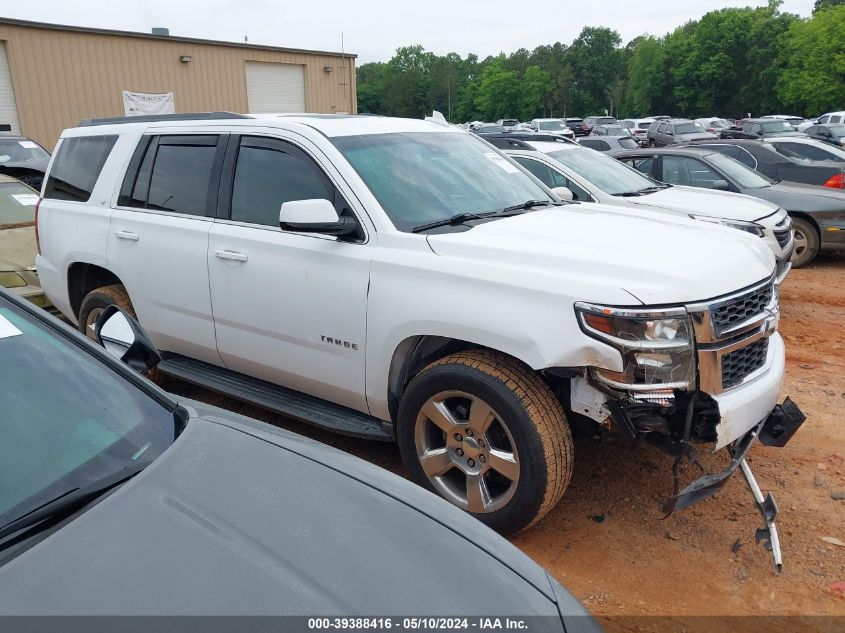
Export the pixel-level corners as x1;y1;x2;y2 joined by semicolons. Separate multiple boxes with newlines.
689;215;765;237
575;303;696;392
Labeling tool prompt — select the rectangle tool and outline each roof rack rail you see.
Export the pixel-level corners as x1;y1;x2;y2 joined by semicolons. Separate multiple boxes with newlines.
77;112;251;127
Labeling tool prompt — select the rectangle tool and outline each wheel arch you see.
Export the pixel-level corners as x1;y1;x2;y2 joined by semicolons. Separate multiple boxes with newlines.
67;262;123;319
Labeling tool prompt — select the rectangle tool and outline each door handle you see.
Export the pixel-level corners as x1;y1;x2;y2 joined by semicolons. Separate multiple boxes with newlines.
115;230;140;241
215;249;248;262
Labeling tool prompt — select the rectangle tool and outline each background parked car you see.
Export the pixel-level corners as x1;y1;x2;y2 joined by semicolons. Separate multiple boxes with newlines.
579;115;616;135
738;118;805;139
647;119;716;146
803;124;845;147
694;117;733;134
619;119;654;146
613;146;845;267
0;175;50;309
496;118;520;130
564;117;585;136
578;135;639;151
760;115;807;128
0;287;596;626
687;139;845;189
529;118;575;138
590;124;633;138
0;134;51;190
797;111;845;132
492;136;794;280
766;137;845;163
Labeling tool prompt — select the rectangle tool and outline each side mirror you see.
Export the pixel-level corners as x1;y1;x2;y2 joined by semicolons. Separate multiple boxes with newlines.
95;305;162;372
712;179;730;191
552;186;574;202
279;199;360;239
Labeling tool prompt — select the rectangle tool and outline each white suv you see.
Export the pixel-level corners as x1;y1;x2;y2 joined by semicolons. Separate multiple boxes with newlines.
35;113;804;548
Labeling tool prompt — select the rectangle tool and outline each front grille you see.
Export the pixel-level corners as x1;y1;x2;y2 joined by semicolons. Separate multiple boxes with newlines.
711;283;773;333
721;337;769;389
774;228;792;249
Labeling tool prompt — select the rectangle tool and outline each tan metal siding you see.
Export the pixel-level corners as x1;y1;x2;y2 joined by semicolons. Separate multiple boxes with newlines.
0;23;356;149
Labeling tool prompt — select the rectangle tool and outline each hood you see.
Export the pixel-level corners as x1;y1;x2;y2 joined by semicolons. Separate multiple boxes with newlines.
0;415;564;617
426;206;774;305
744;181;845;213
624;185;779;222
0;225;36;271
677;132;717;142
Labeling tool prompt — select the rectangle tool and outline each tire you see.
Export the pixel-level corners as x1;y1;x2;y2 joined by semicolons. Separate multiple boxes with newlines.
396;349;573;535
790;217;820;268
78;284;165;385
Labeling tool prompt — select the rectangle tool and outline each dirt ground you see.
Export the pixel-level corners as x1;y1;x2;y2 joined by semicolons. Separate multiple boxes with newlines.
168;255;845;620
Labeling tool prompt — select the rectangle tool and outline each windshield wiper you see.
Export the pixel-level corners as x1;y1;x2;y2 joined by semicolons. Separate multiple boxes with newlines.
614;185;669;197
500;199;556;213
0;462;150;545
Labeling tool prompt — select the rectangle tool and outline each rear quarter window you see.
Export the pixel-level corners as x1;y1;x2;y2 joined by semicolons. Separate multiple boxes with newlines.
43;135;118;202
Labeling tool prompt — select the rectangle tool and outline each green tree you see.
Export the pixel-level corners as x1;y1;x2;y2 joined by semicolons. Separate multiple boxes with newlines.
778;5;845;114
566;27;624;114
814;0;845;13
624;37;666;115
519;66;552;119
474;57;521;120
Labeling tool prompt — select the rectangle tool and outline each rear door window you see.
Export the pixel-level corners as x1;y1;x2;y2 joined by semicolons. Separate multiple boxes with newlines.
618;138;639;149
579;139;611;151
43;135;117;202
831;116;842;124
119;135;223;216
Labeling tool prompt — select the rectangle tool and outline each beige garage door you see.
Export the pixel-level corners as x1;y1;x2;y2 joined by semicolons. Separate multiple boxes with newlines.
0;42;21;134
245;61;305;114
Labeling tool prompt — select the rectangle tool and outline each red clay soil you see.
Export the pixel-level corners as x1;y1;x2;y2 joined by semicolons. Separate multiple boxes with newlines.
168;256;845;621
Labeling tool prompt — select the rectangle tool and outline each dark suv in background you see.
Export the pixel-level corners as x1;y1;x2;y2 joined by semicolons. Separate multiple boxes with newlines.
738;119;806;140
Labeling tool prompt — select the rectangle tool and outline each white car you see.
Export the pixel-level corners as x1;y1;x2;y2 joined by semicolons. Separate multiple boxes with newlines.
618;118;654;145
694;117;733;133
35;113;802;561
496;137;793;283
528;118;575;139
797;111;845;131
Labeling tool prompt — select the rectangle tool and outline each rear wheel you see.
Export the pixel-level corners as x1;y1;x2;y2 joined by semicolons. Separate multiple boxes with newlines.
78;284;165;385
790;217;820;268
397;349;573;535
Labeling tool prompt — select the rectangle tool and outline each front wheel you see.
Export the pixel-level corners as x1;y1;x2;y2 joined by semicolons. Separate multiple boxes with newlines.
397;350;573;535
790;217;820;268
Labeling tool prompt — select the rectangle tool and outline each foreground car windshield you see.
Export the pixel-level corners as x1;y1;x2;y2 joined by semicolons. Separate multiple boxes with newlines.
333;132;552;232
0;139;49;164
547;148;656;195
0;297;175;530
675;122;706;134
707;152;774;188
0;182;38;227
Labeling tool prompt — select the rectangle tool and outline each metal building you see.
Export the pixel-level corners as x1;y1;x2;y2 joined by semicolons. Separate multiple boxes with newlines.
0;18;357;149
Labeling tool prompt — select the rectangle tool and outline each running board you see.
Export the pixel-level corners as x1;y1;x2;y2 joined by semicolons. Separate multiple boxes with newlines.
158;354;393;442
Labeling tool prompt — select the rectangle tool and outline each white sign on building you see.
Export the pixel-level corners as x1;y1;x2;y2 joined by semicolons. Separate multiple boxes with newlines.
122;91;175;117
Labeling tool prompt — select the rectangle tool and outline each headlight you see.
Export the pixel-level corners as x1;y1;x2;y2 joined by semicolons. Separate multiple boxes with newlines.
690;215;766;237
0;271;26;288
575;303;696;391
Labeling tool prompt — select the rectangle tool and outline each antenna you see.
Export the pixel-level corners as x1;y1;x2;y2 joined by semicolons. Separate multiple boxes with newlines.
244;32;248;44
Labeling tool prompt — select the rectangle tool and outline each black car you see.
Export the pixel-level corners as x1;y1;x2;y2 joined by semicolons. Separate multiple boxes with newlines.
735;119;807;140
0;134;50;190
0;287;596;625
684;139;845;190
579;116;616;136
564;117;585;136
611;146;845;266
803;124;845;147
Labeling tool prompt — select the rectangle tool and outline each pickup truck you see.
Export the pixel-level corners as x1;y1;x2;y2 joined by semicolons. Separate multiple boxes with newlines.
35;113;804;564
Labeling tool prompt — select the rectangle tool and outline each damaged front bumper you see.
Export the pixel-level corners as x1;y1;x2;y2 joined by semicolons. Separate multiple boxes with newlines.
664;397;805;572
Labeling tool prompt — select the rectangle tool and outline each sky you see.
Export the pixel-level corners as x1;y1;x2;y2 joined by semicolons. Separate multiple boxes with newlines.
1;0;817;63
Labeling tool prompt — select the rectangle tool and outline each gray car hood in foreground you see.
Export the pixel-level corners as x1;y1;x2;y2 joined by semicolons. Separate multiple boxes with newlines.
0;401;586;620
742;181;845;213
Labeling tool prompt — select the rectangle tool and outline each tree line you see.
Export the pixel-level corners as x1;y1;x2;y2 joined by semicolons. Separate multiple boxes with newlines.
356;0;845;122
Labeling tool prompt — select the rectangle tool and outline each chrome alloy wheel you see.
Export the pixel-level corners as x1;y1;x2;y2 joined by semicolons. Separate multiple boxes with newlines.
791;227;808;262
84;307;105;340
414;390;520;513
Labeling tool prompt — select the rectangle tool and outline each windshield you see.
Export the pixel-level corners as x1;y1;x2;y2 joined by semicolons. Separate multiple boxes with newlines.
760;121;794;133
538;121;567;131
707;152;773;188
547;147;656;195
675;122;706;134
333;132;552;232
0;298;175;529
0;139;49;164
0;182;38;226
